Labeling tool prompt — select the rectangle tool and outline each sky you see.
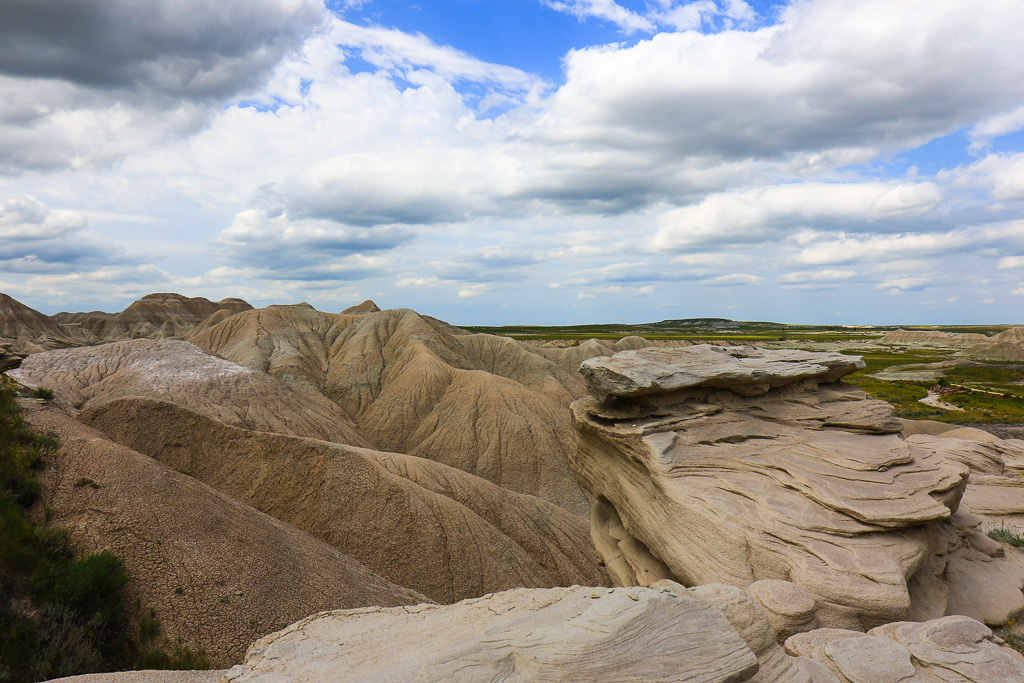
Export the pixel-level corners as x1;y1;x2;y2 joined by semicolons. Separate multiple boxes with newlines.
1;0;1024;325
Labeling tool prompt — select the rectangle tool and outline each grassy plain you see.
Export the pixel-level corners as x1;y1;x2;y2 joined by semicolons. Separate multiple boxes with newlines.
468;318;1024;425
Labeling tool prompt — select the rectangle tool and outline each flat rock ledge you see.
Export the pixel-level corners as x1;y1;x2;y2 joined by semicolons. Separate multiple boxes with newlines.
569;345;1024;631
579;345;864;402
223;583;829;682
64;583;1024;682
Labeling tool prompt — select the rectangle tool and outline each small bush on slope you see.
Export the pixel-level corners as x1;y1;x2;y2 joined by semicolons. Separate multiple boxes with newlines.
0;376;209;681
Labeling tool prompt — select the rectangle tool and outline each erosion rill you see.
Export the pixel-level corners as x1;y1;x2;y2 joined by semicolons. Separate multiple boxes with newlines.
570;345;1024;631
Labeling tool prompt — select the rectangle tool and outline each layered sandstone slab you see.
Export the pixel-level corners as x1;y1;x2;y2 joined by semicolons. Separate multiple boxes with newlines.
521;336;692;375
785;616;1024;682
221;584;832;683
570;345;1024;630
578;345;864;401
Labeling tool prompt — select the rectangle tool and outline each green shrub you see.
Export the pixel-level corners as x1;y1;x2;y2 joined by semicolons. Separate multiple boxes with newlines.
1003;630;1024;654
32;387;55;401
0;375;212;680
988;526;1024;548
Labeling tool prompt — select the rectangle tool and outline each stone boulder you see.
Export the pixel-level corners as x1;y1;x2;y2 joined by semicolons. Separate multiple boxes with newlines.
569;345;1024;630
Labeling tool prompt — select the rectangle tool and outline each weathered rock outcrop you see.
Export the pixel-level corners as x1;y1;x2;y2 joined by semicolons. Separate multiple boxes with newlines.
992;326;1024;344
221;583;830;682
569;345;1024;630
0;342;24;372
908;427;1024;530
521;336;690;375
965;341;1024;362
23;401;426;668
52;582;1024;683
785;616;1024;682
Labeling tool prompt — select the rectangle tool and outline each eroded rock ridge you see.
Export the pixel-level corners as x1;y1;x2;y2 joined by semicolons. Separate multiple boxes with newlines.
570;345;1024;632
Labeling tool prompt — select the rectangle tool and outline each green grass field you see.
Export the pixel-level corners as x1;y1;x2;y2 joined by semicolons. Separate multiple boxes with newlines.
465;319;1024;425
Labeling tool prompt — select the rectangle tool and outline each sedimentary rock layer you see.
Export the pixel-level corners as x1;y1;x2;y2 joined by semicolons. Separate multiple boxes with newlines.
569;345;1024;630
879;329;992;347
785;616;1024;682
221;585;775;683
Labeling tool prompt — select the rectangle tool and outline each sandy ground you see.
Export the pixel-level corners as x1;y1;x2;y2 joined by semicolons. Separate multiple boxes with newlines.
919;390;959;410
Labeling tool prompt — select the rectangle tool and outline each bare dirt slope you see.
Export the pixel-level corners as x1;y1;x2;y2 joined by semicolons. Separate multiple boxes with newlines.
191;305;595;513
0;292;70;352
11;338;371;447
79;396;607;605
879;328;992;347
23;401;426;668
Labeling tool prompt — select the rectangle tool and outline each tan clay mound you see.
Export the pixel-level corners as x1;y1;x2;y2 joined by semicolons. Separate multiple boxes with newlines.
341;299;382;314
965;341;1024;362
119;293;252;325
879;328;991;347
23;402;426;668
0;292;71;351
79;397;607;605
188;303;364;393
11;339;371;447
992;326;1024;344
193;305;593;513
53;293;252;341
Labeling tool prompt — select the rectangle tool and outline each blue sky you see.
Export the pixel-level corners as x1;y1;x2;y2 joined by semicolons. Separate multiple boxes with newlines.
1;0;1023;325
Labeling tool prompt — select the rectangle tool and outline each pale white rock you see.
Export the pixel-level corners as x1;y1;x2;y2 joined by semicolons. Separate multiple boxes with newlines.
684;582;838;683
785;616;1024;682
222;585;764;682
578;345;864;402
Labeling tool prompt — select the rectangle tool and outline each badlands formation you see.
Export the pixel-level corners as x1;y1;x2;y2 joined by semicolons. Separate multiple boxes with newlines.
3;293;1024;680
881;326;1024;362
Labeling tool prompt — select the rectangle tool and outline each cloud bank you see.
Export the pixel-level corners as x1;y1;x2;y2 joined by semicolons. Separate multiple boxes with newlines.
0;0;1023;324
